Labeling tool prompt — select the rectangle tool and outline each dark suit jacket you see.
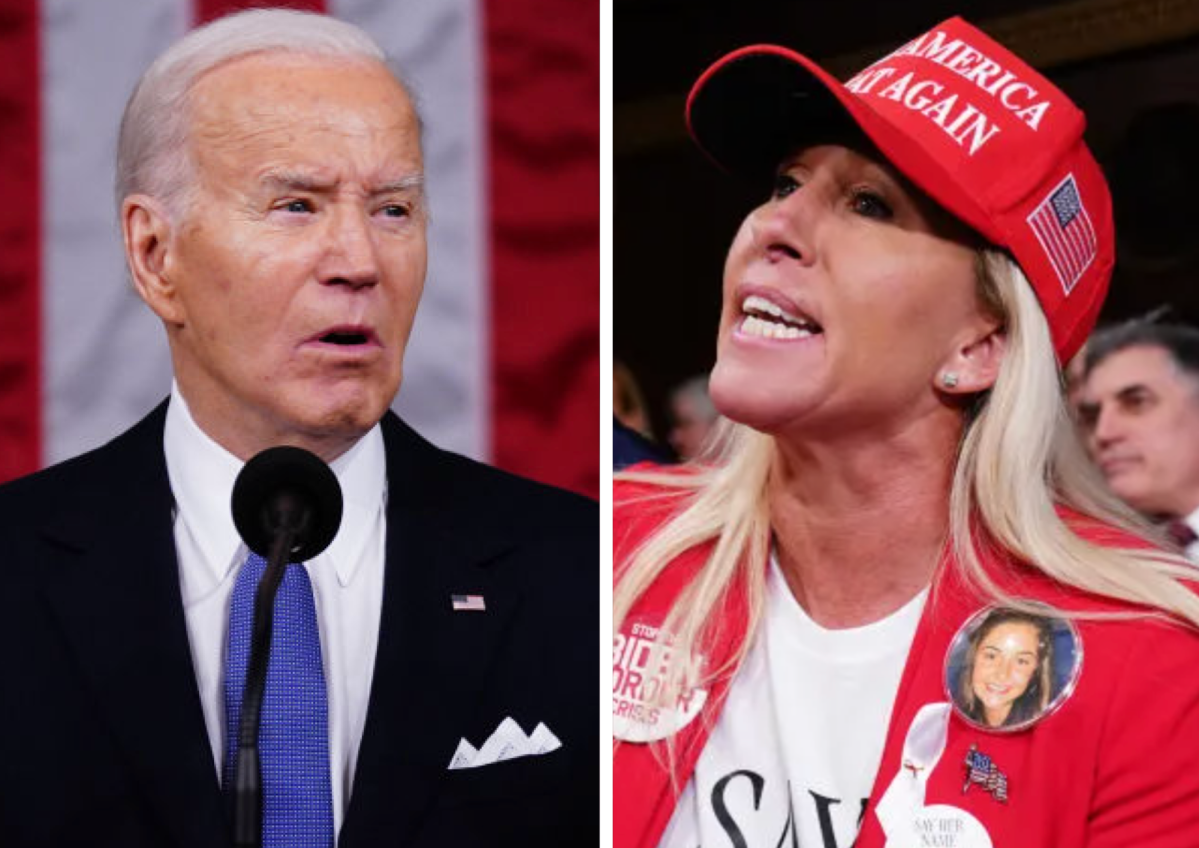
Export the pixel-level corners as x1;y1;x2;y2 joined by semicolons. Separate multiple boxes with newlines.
612;417;674;471
0;403;598;847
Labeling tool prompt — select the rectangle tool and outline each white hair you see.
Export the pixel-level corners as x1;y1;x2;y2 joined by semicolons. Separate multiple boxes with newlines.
115;8;413;218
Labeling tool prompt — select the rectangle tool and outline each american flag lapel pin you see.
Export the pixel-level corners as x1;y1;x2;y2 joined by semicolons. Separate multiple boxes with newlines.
962;744;1009;803
452;594;486;612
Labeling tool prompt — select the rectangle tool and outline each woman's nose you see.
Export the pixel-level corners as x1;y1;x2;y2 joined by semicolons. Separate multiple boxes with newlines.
750;189;817;267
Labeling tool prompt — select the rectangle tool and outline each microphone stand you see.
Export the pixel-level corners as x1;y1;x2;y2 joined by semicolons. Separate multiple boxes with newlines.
230;493;306;848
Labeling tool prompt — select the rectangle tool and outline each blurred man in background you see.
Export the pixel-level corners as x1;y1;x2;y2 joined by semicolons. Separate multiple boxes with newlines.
1078;316;1199;558
1064;346;1089;420
614;360;655;438
613;360;673;469
667;374;722;461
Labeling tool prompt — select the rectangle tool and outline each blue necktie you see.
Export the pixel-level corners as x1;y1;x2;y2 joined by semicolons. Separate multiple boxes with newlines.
223;553;334;847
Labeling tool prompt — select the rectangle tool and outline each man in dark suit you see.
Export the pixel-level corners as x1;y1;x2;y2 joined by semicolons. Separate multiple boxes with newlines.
613;417;674;470
0;9;596;848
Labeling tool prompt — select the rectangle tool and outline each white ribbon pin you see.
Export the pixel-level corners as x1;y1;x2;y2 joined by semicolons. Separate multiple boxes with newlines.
876;702;992;848
876;702;952;837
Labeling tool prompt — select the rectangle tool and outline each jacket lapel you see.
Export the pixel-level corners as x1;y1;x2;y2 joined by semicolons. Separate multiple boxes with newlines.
35;404;229;848
613;538;752;848
340;415;523;847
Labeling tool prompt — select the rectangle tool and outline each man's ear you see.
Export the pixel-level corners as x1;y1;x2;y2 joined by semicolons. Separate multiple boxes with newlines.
123;194;185;325
936;320;1008;395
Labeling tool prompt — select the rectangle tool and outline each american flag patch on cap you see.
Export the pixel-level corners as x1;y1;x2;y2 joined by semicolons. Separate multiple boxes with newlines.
1026;174;1097;296
452;594;486;612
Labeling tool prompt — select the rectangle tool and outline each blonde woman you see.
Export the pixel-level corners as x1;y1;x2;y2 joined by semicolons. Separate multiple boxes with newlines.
614;17;1199;848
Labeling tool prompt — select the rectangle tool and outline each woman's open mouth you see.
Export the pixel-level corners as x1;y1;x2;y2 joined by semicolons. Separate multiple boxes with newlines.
738;294;823;340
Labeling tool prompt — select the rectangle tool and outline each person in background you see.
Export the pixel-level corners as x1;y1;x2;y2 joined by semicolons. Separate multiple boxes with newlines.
1077;315;1199;557
614;359;675;468
615;359;656;438
615;417;675;470
667;375;722;461
1063;345;1089;419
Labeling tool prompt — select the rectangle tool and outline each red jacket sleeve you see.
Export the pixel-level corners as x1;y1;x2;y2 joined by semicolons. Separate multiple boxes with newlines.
1087;618;1199;846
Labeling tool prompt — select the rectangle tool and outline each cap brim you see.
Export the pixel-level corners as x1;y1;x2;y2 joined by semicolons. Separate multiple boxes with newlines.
686;46;1001;245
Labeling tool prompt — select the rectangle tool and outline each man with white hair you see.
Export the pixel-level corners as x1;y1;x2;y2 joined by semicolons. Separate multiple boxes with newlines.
0;9;596;848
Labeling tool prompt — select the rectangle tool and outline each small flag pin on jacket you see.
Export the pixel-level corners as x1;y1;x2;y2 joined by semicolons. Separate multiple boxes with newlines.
963;744;1009;803
452;594;486;612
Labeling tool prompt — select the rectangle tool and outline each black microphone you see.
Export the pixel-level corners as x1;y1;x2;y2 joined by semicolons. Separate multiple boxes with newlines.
228;446;343;848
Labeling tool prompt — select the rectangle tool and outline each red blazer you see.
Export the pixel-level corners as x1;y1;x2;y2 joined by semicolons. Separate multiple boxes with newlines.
614;477;1199;848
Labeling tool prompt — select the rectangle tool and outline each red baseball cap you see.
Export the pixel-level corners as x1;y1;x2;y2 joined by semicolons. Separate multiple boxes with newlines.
687;17;1112;363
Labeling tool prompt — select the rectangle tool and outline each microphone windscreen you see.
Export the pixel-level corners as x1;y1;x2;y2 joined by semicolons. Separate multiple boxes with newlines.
231;446;343;562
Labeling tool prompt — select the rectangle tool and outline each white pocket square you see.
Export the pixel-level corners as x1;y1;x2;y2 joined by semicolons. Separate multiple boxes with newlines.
447;717;562;770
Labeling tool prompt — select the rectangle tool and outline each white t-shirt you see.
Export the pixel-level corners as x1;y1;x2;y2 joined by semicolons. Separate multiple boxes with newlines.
659;558;926;848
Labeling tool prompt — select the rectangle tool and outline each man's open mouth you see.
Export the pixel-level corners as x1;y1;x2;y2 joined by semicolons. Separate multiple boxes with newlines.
322;330;370;345
314;326;376;346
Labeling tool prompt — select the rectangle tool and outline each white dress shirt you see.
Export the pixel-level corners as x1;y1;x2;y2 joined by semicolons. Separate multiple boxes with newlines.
164;385;387;836
1181;506;1199;562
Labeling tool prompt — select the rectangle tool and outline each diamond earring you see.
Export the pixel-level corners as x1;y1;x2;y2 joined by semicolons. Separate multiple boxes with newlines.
940;372;960;389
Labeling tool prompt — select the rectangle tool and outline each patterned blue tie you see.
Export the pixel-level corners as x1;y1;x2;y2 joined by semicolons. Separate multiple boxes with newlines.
224;553;334;847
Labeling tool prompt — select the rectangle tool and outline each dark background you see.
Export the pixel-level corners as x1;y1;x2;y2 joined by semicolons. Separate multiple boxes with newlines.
616;0;1199;439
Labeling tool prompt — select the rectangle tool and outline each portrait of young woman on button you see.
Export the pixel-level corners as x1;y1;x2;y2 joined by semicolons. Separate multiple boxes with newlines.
953;609;1064;730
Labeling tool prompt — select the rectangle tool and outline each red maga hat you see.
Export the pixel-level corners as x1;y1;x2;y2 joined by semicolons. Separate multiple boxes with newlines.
687;17;1113;363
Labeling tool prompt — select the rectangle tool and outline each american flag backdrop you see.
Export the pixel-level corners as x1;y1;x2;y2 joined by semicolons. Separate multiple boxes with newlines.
0;0;599;497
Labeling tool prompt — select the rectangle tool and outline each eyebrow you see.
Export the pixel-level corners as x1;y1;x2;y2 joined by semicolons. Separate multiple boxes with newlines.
1076;383;1154;419
981;641;1037;655
260;172;334;193
371;174;425;195
1115;384;1152;402
258;171;425;196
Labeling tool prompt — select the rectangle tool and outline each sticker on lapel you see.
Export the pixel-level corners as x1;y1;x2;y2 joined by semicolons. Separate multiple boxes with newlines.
909;804;993;848
944;603;1082;733
612;617;707;742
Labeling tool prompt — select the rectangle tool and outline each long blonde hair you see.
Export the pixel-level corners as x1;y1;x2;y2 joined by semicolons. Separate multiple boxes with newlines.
614;252;1199;703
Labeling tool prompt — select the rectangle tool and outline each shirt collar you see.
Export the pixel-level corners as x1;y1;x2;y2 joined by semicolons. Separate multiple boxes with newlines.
164;383;386;589
1181;505;1199;541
